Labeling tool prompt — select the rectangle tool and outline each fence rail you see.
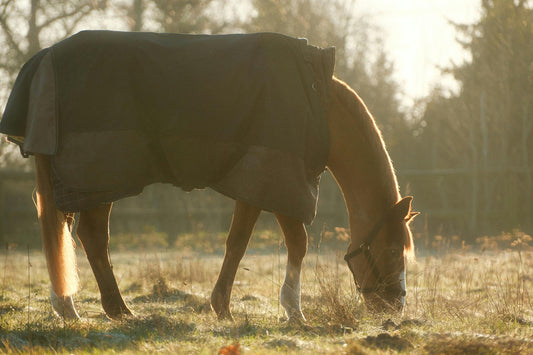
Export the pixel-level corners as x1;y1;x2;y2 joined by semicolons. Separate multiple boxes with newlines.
1;166;531;245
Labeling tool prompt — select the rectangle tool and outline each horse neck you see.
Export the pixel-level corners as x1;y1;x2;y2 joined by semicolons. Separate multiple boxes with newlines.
326;80;400;240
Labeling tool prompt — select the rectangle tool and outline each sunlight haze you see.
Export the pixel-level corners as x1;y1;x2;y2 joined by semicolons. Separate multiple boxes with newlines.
356;0;481;105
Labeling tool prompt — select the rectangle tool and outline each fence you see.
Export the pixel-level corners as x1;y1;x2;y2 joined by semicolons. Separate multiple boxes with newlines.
398;166;533;238
1;166;531;247
0;169;346;247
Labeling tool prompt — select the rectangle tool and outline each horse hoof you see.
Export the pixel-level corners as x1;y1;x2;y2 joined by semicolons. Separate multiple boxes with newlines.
50;290;81;320
104;305;134;320
216;311;234;322
211;304;234;321
286;312;306;325
280;306;306;325
211;305;234;321
210;291;234;321
106;311;134;321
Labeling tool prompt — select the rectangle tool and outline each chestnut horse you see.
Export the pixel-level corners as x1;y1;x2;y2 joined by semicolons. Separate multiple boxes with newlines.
34;77;416;321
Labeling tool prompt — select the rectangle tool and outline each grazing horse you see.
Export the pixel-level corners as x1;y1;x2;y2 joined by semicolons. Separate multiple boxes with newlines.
31;76;416;321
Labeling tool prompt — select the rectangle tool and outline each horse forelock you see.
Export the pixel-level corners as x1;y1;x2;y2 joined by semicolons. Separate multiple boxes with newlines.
331;77;415;256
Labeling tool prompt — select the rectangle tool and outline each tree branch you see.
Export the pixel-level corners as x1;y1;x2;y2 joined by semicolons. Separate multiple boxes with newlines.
62;7;94;36
0;10;24;61
36;2;94;31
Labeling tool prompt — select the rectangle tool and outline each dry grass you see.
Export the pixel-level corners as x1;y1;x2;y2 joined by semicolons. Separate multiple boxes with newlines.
0;233;532;354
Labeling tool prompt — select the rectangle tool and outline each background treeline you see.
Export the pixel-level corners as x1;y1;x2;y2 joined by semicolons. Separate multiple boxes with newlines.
410;0;533;237
0;0;532;249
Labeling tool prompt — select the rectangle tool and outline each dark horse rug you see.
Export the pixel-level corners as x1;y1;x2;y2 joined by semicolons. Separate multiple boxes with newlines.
0;31;335;224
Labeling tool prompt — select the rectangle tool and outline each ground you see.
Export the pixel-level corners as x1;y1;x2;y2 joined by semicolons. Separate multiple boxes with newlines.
0;237;532;354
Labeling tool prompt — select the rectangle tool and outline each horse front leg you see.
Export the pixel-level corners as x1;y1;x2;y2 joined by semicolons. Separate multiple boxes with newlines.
275;213;308;322
76;203;132;319
211;200;261;321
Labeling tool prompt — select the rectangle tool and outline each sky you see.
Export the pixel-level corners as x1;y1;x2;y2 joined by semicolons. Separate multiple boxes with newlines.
355;0;481;106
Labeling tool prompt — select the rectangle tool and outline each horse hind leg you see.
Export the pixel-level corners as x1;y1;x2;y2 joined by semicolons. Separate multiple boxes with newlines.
34;154;80;320
76;203;132;319
275;213;308;322
211;200;261;320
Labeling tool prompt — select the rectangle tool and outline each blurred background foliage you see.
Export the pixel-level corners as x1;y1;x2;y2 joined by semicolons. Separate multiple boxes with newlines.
0;0;532;250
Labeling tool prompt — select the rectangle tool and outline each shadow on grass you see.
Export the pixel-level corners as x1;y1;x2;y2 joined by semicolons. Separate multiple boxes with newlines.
0;314;197;353
422;335;533;355
0;277;204;353
132;276;211;314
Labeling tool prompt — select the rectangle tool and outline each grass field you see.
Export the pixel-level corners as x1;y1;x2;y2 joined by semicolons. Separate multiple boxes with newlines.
0;232;532;354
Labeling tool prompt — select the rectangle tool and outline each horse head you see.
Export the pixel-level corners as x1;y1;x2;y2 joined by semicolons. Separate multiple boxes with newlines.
344;196;418;312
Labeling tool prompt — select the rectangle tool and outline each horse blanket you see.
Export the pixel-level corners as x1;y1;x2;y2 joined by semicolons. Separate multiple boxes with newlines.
0;31;335;224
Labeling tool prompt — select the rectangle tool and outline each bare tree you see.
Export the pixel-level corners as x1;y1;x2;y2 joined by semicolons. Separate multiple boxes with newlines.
150;0;223;33
0;0;106;71
114;0;145;31
0;0;106;165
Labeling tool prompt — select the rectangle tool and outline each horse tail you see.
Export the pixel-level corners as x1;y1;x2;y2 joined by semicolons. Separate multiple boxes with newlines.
34;154;78;297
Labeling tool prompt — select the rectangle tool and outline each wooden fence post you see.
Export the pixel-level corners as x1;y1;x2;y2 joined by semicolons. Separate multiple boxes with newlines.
522;104;532;230
480;90;489;233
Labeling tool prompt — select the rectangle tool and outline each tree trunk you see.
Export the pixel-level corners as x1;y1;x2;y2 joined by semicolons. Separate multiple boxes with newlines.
130;0;144;31
27;0;41;57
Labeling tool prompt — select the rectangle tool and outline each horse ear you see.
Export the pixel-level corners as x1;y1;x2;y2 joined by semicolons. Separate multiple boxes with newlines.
407;211;420;223
393;196;416;222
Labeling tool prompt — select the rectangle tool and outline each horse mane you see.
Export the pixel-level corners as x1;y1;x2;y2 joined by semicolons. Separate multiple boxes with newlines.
330;77;414;256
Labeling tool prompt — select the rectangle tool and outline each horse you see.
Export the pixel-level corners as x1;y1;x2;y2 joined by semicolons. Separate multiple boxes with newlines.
31;76;417;321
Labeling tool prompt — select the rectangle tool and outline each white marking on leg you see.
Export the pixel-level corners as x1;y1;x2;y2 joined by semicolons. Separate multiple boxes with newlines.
280;262;306;321
51;289;80;320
